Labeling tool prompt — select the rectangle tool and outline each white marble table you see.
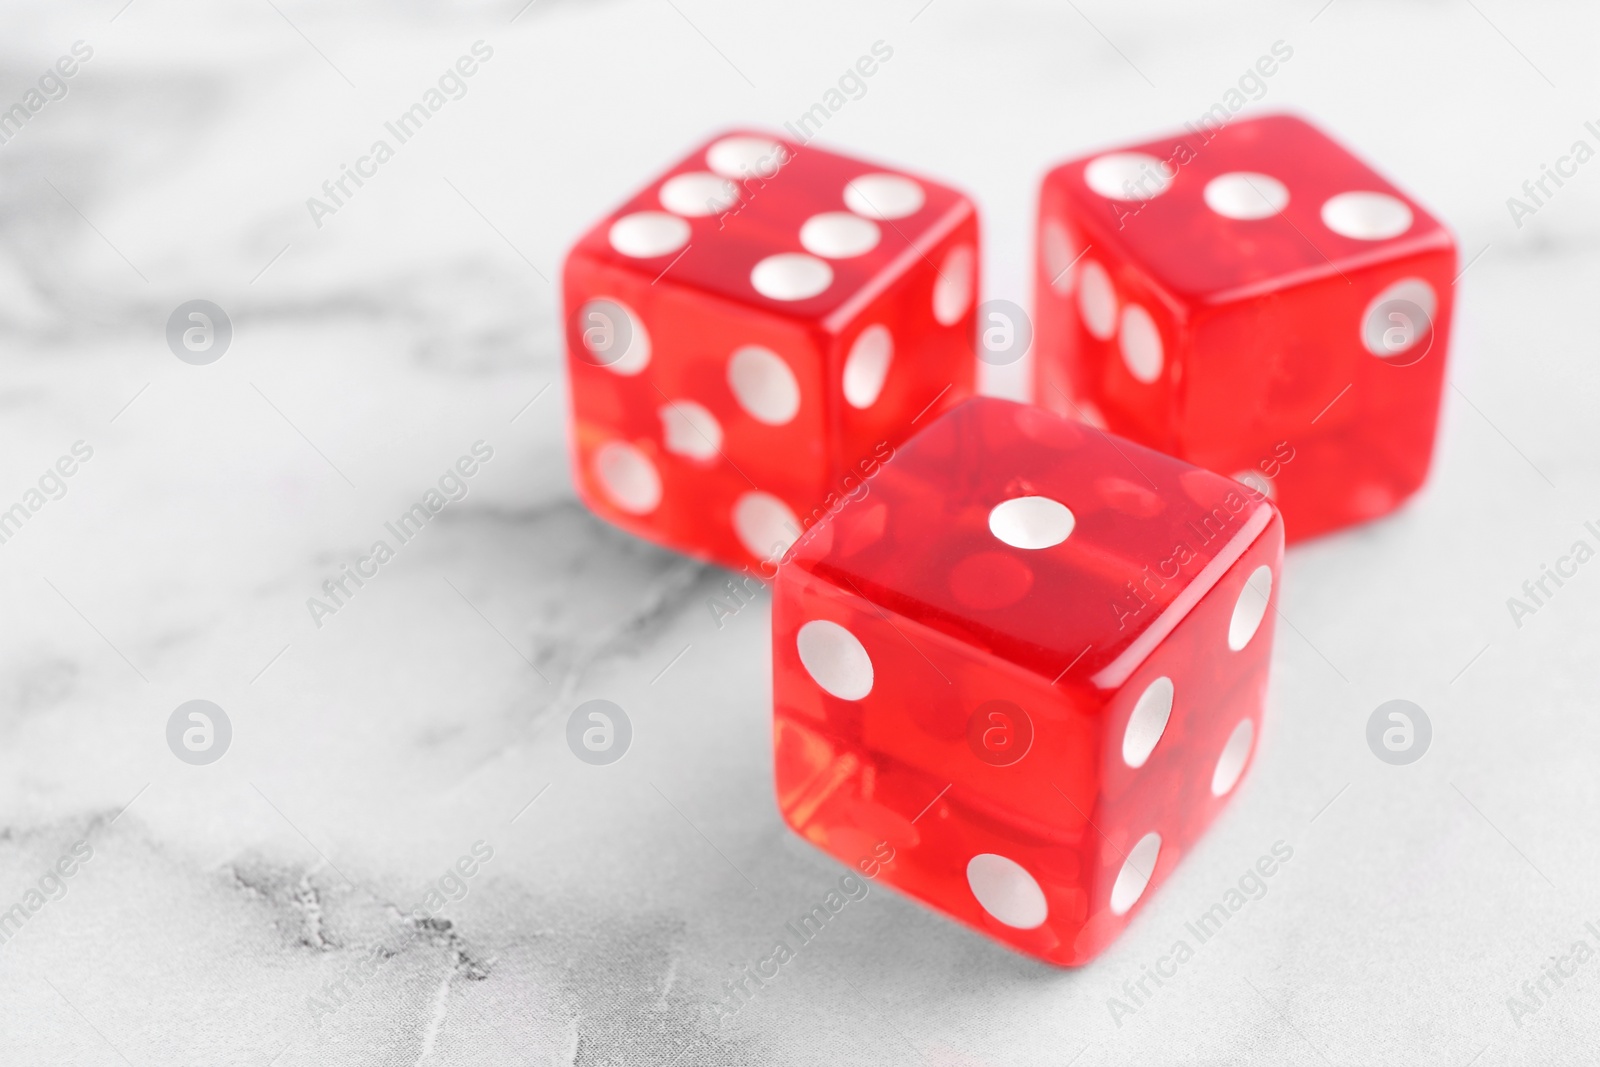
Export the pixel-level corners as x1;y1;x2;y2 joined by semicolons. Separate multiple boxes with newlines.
1;1;1597;1063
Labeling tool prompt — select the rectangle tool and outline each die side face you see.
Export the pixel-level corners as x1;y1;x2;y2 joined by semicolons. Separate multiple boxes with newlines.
1034;113;1457;542
564;131;978;569
1181;251;1452;538
566;259;830;567
827;240;979;491
772;397;1283;965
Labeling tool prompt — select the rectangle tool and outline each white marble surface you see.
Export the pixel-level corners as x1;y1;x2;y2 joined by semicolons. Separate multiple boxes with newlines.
2;1;1598;1064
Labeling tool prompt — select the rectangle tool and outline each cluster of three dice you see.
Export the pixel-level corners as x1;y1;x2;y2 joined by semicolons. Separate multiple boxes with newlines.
561;118;1453;965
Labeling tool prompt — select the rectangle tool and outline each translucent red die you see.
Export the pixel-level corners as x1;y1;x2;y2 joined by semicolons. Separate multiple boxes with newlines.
772;396;1283;965
562;131;979;570
1033;113;1457;542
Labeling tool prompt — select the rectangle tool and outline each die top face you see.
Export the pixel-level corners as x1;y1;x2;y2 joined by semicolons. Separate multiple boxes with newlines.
786;396;1278;693
568;130;976;326
1045;113;1454;304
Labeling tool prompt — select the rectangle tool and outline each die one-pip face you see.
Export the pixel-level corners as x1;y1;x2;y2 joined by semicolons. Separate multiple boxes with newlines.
563;131;979;570
773;397;1283;965
1034;113;1456;543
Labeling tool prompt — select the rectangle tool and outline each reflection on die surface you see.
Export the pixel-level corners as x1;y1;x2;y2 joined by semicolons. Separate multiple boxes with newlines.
1034;113;1457;543
772;397;1284;966
562;130;979;570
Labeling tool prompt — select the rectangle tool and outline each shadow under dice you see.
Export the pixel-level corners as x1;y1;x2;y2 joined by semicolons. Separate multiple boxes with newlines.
563;131;979;570
772;397;1284;966
1033;113;1457;543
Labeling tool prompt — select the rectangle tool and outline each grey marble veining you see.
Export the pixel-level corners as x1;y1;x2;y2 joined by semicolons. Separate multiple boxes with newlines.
2;1;1598;1064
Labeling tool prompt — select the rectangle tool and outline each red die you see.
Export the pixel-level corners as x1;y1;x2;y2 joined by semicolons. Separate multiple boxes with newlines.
772;397;1283;966
1032;113;1457;542
563;131;978;570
